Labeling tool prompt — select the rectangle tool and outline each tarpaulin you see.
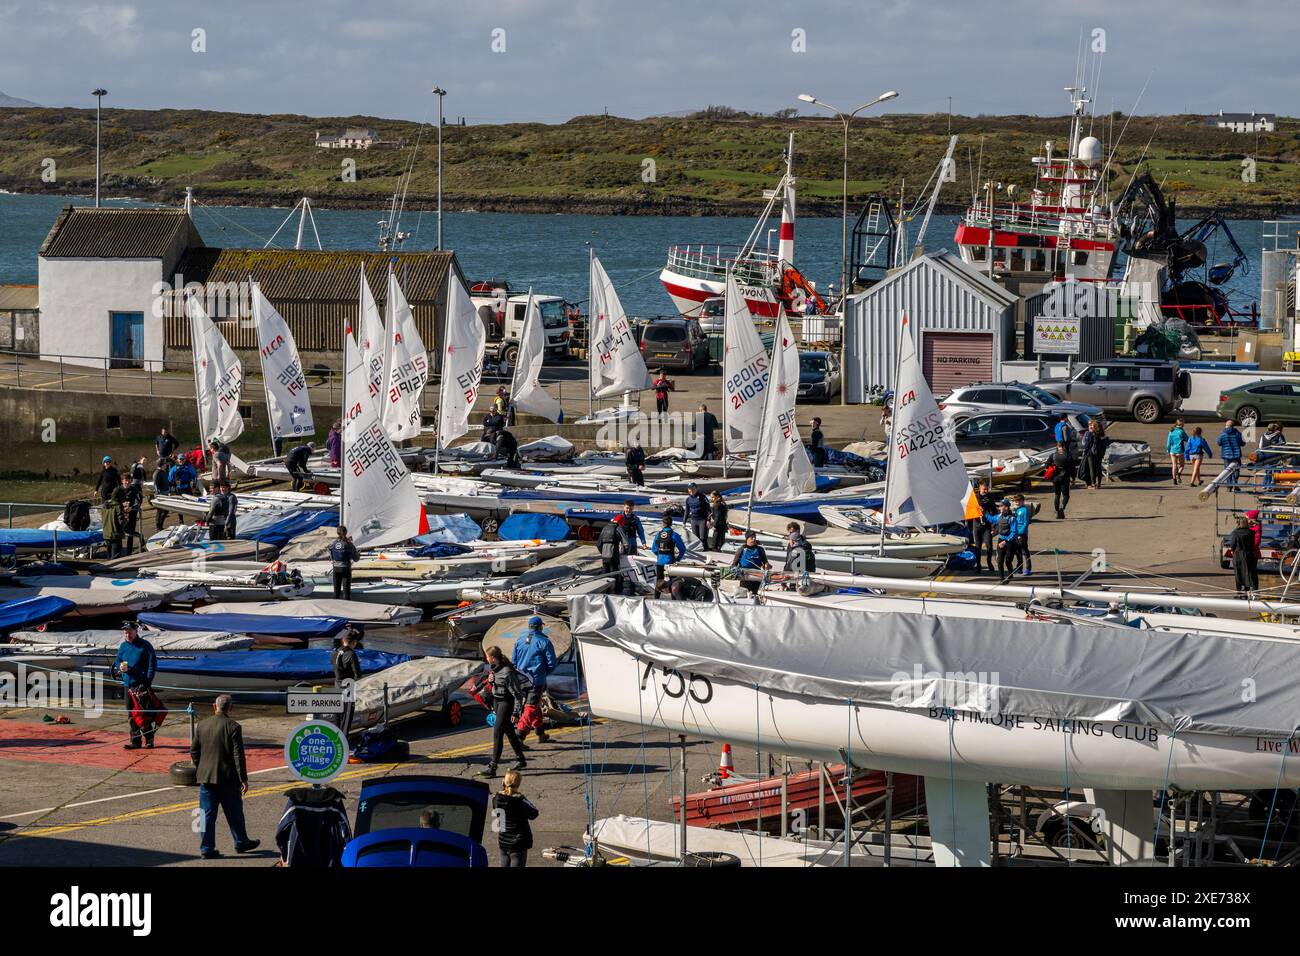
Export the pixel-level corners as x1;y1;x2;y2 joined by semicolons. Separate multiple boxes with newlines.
139;610;349;640
235;508;338;547
413;513;482;544
496;513;570;541
0;595;76;632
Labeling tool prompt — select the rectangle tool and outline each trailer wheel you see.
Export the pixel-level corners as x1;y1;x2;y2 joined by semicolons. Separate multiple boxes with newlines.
681;850;741;868
444;700;463;727
481;518;499;535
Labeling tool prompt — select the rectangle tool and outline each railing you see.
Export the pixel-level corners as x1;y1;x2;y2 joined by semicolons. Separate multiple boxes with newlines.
664;244;781;287
0;500;65;529
963;201;1115;243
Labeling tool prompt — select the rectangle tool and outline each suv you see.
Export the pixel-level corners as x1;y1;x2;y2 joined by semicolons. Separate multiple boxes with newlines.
953;410;1095;453
938;382;1102;424
797;351;841;403
640;318;709;372
696;296;725;334
1034;359;1190;424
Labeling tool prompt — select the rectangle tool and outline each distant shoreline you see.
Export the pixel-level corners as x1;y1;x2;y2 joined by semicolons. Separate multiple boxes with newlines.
1;184;1294;221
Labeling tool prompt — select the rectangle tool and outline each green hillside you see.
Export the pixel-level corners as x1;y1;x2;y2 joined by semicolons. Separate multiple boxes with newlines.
2;106;1297;215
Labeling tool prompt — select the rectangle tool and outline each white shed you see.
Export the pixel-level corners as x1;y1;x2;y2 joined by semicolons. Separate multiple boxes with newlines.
843;250;1018;401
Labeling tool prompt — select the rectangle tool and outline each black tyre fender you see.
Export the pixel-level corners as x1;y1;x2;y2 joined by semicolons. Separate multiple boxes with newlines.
680;850;741;868
170;760;198;787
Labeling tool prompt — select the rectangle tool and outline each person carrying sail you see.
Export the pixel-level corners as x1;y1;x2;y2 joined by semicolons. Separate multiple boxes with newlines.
652;515;686;598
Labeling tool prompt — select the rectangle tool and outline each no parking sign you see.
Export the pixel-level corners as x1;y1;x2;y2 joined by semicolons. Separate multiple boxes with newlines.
285;720;349;784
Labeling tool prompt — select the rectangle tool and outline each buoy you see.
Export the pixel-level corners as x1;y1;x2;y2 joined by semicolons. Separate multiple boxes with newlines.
718;742;734;779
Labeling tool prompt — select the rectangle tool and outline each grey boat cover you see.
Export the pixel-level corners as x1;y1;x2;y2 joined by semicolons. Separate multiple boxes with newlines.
10;629;255;650
349;656;481;723
196;599;422;626
569;596;1300;738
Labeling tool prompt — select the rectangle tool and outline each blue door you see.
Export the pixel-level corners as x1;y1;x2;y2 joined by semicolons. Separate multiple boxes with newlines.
109;312;144;368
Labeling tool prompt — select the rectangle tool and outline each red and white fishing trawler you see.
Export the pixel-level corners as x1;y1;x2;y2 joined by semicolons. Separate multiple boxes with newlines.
954;86;1118;291
659;134;827;319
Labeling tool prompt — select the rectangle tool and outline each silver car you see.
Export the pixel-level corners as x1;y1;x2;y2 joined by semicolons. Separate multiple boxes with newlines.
938;381;1103;425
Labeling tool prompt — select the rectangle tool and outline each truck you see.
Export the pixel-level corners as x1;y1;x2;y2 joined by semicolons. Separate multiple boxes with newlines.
469;281;574;367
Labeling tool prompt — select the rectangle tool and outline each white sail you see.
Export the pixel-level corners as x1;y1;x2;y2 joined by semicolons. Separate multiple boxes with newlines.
380;266;430;441
721;273;767;453
250;279;314;440
750;312;815;501
187;294;244;445
884;311;969;527
510;290;563;423
436;275;486;448
357;267;386;407
589;253;650;400
341;321;429;547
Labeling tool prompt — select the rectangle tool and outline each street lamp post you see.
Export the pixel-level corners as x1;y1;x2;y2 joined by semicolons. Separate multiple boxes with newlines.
432;86;446;250
91;88;107;207
797;90;898;405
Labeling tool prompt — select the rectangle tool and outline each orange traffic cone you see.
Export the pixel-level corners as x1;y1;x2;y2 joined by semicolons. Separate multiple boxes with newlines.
718;743;734;779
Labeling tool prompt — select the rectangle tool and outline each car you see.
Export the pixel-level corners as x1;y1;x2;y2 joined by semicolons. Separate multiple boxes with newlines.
696;296;726;334
640;317;709;372
952;410;1096;454
938;382;1103;424
1034;359;1190;424
341;775;490;868
1215;379;1300;428
797;350;841;403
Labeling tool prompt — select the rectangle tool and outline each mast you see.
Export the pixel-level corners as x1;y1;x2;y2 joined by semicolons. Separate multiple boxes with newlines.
340;314;349;525
720;268;730;478
878;312;909;555
510;287;531;402
587;246;595;420
249;278;282;457
744;320;780;535
185;292;209;474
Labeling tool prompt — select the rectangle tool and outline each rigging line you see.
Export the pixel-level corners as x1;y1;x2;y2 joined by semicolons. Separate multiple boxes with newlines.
755;683;763;868
1151;727;1179;853
190;200;272;245
1062;718;1072;865
635;667;653;862
1098;67;1154;200
946;711;958;867
1256;742;1292;861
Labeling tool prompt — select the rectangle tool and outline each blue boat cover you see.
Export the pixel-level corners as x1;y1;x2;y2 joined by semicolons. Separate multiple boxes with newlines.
155;648;410;679
0;595;76;632
235;508;338;547
409;542;474;559
497;513;570;541
414;513;482;545
139;611;349;639
0;529;103;548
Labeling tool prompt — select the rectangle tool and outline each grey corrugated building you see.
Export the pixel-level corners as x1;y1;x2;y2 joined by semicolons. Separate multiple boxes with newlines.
843;250;1018;400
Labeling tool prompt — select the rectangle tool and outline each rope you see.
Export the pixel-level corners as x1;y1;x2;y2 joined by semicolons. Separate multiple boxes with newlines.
635;668;653;862
1152;728;1179;855
1256;742;1292;861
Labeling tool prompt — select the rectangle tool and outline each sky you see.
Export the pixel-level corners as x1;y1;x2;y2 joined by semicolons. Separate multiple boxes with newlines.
0;0;1297;122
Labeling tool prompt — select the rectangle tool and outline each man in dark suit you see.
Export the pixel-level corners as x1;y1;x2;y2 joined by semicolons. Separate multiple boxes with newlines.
191;694;260;859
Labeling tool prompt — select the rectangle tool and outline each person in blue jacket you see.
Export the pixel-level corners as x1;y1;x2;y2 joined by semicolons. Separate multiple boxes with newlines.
651;515;686;598
614;500;646;555
730;530;770;597
1165;419;1188;485
682;482;710;545
512;616;558;745
1053;414;1076;453
1185;426;1211;487
1217;420;1244;487
113;621;158;749
170;458;198;495
1012;493;1033;576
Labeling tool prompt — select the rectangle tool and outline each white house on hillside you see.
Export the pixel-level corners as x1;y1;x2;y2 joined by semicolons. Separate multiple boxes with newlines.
1210;110;1277;133
315;127;381;149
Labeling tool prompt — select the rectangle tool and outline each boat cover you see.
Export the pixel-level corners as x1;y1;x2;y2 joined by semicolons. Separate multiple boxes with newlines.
195;600;423;626
0;595;76;632
155;648;409;679
139;611;349;639
0;529;102;548
569;596;1300;739
519;436;576;461
11;629;255;650
408;542;474;559
414;514;482;544
236;508;338;546
496;513;570;542
350;656;481;719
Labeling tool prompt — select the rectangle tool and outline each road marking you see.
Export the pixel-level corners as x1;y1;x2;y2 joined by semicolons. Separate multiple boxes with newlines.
7;722;590;839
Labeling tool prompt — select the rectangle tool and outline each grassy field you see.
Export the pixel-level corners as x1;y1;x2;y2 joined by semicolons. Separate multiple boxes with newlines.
2;106;1298;213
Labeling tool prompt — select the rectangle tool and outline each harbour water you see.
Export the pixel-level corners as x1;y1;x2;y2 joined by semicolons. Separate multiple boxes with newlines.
0;192;1269;317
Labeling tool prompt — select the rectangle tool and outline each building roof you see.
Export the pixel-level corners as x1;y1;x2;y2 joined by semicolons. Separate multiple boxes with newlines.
0;284;37;310
862;249;1018;310
1215;111;1277;122
172;247;457;302
39;206;204;259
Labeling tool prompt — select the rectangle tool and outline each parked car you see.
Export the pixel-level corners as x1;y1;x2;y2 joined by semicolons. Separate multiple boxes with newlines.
1214;379;1300;427
342;775;489;868
952;410;1095;454
938;381;1103;424
797;351;842;403
696;296;726;334
1034;359;1190;424
640;318;709;372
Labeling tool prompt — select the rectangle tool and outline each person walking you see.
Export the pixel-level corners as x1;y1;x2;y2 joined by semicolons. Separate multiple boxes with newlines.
614;500;645;555
730;530;770;596
597;519;628;595
708;491;729;552
970;479;999;573
1185;426;1211;487
191;694;260;859
114;622;158;748
653;370;674;415
329;525;360;601
206;480;238;541
1228;515;1259;597
785;522;816;574
332;628;362;736
625;442;646;486
286;442;315;493
1217;420;1244;487
1259;422;1286;485
1012;493;1033;575
156;426;179;462
95;455;120;503
1053;414;1077;456
492;770;539;868
326;421;342;469
513;616;558;745
683;481;709;546
1048;442;1076;519
697;404;719;460
651;515;687;598
991;499;1020;580
1080;420;1107;489
1166;419;1188;485
808;417;827;468
476;646;528;778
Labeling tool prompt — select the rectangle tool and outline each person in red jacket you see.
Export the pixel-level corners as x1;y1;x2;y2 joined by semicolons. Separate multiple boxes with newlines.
653;370;674;415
